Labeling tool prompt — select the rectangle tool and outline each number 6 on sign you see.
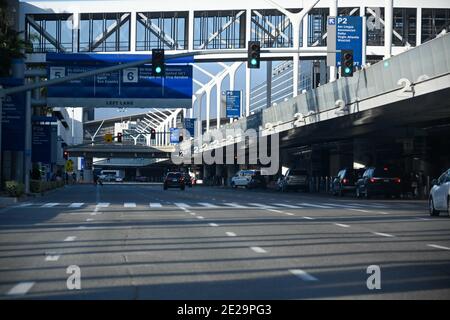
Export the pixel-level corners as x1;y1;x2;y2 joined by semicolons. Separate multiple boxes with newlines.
123;68;138;83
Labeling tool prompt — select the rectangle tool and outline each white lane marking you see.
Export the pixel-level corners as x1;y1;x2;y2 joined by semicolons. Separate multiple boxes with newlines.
274;203;303;209
249;203;274;209
124;202;136;208
372;232;395;238
189;212;196;216
417;217;430;221
348;208;371;213
64;236;77;242
377;211;390;215
96;203;110;208
196;216;205;220
299;203;333;209
150;203;162;208
69;203;84;208
86;218;94;222
175;203;190;208
223;203;248;208
289;269;319;281
334;223;350;228
45;254;61;261
209;223;219;227
250;246;267;253
348;202;387;208
226;232;237;237
7;282;35;296
267;208;283;213
284;212;295;216
427;244;450;251
42;203;59;208
302;216;315;220
198;202;218;208
16;203;33;208
322;203;358;209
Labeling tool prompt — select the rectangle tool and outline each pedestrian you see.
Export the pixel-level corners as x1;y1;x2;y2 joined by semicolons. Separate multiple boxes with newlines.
72;172;77;184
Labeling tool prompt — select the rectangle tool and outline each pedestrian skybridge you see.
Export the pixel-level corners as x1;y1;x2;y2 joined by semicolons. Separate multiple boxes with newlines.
192;32;450;153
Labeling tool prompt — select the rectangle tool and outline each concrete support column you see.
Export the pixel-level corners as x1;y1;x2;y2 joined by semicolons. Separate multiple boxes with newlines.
205;89;211;132
130;11;137;52
245;67;251;117
216;80;222;130
384;0;393;59
329;0;337;82
24;91;31;194
266;60;272;107
416;8;422;46
188;10;195;51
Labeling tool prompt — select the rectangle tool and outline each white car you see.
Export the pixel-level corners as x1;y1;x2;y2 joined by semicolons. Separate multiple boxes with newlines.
429;168;450;216
231;170;255;188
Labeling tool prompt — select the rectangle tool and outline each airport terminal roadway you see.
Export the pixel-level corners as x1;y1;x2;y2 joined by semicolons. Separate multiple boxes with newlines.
0;184;449;299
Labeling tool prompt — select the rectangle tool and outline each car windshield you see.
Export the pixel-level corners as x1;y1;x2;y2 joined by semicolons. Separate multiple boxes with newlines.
167;173;181;178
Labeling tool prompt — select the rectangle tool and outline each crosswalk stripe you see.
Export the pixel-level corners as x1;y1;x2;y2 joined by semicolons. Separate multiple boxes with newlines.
150;203;162;208
274;203;302;209
124;202;136;208
198;202;218;208
96;202;110;208
175;203;190;208
249;203;274;208
16;203;33;208
289;269;318;281
299;203;333;209
223;203;247;208
42;203;59;208
69;203;84;208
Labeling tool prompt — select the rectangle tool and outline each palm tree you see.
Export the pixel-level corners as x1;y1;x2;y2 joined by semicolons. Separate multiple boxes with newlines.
0;0;33;77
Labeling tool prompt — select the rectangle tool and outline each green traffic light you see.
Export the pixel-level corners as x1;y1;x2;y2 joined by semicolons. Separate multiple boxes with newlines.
155;66;162;74
344;67;351;74
251;58;257;65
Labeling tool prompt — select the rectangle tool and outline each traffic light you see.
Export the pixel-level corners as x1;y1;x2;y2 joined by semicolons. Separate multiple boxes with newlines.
117;132;122;143
63;150;69;160
247;41;260;69
341;49;354;77
152;49;165;76
150;128;156;140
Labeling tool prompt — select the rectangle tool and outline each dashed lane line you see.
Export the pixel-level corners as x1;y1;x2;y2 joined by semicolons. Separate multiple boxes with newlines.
7;282;35;296
64;236;77;242
427;244;450;251
226;232;237;237
250;246;267;253
372;232;395;238
209;223;219;227
334;223;350;228
289;269;319;281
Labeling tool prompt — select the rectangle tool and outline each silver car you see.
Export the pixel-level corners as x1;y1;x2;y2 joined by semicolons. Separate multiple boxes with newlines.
429;169;450;216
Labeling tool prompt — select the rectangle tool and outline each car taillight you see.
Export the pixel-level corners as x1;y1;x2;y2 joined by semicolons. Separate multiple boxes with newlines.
342;178;348;184
395;178;401;183
370;178;376;183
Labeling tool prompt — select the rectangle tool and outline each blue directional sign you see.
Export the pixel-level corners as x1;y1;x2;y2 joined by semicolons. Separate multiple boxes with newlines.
46;53;193;108
335;16;363;67
184;118;195;137
32;124;56;164
1;78;25;151
170;127;180;144
225;90;241;118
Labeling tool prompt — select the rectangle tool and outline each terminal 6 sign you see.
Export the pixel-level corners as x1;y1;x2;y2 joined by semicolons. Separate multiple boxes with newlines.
46;53;193;108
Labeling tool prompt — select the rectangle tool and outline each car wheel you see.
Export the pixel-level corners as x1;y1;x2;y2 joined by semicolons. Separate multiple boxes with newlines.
429;197;440;216
231;182;236;189
356;187;360;198
365;188;370;199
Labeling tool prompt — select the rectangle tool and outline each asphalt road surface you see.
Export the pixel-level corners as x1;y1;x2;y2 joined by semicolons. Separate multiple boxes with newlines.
0;184;449;299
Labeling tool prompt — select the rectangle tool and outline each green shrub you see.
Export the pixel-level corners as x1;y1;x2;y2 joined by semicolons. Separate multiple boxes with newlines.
5;180;25;197
30;179;65;193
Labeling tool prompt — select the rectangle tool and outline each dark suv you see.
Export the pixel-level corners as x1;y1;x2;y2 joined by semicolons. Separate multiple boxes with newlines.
331;168;364;196
356;167;402;199
278;169;310;192
163;172;185;190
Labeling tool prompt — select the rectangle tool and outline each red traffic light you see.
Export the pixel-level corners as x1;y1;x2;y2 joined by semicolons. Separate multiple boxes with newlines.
63;151;69;160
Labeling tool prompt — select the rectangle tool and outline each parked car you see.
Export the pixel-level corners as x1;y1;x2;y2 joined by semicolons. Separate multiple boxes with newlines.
429;168;450;216
331;168;365;196
277;169;310;192
355;167;402;199
163;172;185;190
135;176;149;182
231;170;265;189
